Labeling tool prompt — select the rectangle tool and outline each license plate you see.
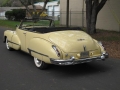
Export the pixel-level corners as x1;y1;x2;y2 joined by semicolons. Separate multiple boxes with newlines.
80;51;89;58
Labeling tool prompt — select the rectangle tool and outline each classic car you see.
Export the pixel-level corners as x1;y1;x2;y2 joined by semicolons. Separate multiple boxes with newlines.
3;18;108;70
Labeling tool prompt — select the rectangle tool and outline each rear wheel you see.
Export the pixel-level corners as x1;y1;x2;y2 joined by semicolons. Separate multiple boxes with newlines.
34;57;48;70
6;38;13;51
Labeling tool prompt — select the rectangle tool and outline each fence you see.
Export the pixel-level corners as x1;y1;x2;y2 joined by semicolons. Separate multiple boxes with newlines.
59;11;85;27
47;11;85;27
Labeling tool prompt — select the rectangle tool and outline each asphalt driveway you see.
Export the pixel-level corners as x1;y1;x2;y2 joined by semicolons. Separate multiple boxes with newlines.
0;27;120;90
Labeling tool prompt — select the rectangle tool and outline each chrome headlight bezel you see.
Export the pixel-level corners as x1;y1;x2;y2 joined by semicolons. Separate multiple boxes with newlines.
98;41;105;50
52;45;61;57
98;41;103;46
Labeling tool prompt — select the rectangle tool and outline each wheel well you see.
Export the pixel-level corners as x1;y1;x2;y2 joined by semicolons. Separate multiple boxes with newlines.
3;36;7;43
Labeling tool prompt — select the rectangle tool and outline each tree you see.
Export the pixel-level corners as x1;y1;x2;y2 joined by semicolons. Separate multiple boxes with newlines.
19;0;50;20
86;0;107;34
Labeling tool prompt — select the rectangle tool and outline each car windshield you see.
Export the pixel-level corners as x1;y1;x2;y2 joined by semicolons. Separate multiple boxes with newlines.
19;19;54;29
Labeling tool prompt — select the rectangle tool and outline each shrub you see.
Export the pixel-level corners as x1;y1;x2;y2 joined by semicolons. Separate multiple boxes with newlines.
5;11;13;20
5;9;26;21
12;9;26;21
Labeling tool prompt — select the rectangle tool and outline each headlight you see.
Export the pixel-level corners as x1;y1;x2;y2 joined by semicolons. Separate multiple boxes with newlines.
98;41;105;50
98;41;103;46
52;45;61;57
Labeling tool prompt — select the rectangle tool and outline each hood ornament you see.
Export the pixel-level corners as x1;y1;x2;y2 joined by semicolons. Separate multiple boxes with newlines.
83;45;86;51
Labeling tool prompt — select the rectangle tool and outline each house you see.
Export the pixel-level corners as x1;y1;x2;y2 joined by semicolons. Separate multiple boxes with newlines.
21;5;47;19
0;7;21;19
0;10;6;19
35;1;60;19
60;0;120;32
0;5;46;20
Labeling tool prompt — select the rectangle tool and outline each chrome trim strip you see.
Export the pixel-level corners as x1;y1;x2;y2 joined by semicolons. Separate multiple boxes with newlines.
27;48;49;57
50;53;109;65
8;40;20;46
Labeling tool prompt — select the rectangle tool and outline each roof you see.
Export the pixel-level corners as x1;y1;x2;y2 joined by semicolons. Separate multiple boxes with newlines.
0;7;23;12
21;5;43;9
0;5;43;12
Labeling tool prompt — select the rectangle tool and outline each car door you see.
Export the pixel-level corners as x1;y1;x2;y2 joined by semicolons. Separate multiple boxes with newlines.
16;28;27;52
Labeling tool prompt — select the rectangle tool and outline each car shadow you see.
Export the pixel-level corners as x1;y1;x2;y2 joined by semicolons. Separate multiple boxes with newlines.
8;50;111;77
48;61;111;77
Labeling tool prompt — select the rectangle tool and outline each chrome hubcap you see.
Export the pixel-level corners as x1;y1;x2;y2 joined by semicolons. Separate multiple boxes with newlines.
34;57;42;67
6;39;10;49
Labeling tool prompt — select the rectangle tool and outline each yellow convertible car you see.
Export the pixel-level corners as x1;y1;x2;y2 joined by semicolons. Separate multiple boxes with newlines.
3;19;108;69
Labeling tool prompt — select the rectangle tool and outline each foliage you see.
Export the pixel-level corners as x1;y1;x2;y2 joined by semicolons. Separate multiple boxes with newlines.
0;0;23;7
5;9;26;21
0;0;56;6
5;11;13;20
19;0;49;20
0;0;11;6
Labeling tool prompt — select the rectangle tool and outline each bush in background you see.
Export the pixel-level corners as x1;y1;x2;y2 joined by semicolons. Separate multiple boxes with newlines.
5;9;26;21
5;11;13;20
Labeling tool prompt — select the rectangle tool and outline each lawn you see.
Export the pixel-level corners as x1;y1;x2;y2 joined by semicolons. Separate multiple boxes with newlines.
0;20;20;29
91;30;120;59
0;19;60;29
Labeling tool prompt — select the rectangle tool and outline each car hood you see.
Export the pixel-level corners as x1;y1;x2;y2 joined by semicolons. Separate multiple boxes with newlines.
49;30;99;53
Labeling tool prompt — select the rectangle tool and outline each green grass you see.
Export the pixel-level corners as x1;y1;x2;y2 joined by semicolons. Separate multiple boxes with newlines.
94;36;120;41
91;29;120;41
0;20;60;29
0;20;20;29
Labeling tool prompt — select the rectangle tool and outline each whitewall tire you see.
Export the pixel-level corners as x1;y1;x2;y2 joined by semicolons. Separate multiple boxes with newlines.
6;38;13;51
34;57;48;70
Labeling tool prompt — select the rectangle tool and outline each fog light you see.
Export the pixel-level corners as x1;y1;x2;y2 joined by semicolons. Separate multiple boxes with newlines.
70;56;75;60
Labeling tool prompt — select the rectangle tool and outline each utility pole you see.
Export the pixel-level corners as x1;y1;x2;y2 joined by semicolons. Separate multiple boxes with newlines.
66;0;69;27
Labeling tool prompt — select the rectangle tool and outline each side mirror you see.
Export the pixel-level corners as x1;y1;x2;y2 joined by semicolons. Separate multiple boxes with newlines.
16;25;18;27
50;21;55;27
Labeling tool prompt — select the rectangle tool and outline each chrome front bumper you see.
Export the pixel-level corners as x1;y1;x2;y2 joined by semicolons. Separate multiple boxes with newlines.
50;53;109;65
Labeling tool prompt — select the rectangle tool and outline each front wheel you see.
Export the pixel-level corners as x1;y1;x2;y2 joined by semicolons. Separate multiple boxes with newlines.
34;57;48;70
6;38;13;51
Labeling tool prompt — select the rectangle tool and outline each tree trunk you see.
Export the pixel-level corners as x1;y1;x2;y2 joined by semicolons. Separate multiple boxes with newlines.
90;0;98;34
86;0;107;34
86;0;92;34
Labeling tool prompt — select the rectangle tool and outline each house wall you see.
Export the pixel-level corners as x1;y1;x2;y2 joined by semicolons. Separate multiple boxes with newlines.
60;0;120;32
0;7;23;20
97;0;120;31
0;11;6;19
35;1;60;17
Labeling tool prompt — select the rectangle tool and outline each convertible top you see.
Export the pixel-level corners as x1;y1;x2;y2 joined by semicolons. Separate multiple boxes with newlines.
30;27;82;33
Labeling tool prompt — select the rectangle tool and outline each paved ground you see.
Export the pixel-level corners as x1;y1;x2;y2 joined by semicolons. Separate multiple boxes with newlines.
0;27;120;90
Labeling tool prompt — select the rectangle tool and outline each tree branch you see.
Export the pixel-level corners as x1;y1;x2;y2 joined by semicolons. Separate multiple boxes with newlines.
97;0;107;14
19;0;33;16
38;0;49;16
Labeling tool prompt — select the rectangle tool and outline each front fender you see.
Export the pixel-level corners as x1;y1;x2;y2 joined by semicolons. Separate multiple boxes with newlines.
4;30;14;41
28;38;60;64
4;30;21;50
4;30;14;47
11;33;21;50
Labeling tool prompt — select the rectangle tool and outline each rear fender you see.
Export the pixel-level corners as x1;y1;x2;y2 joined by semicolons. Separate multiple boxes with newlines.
93;39;106;53
28;38;60;64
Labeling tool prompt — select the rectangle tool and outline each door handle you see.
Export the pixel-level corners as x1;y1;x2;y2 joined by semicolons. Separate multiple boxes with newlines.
23;32;26;34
